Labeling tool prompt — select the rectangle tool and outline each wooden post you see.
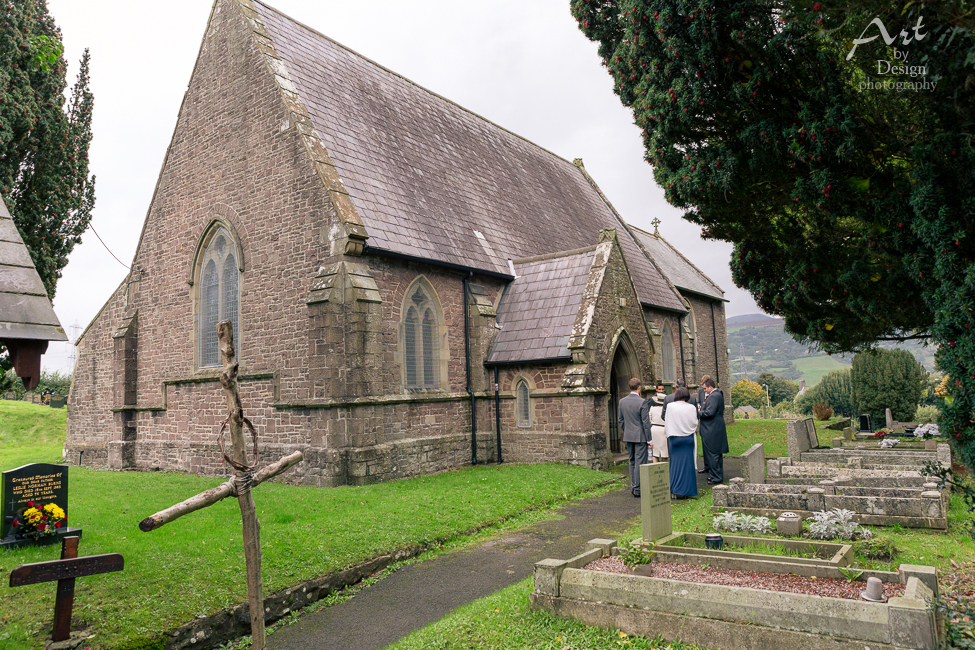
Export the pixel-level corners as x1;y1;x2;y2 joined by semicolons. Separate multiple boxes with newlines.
217;320;266;649
139;320;302;650
53;536;79;641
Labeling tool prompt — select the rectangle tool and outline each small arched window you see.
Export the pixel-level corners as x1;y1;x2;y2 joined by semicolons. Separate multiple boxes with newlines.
402;282;441;389
197;227;239;368
516;380;531;428
661;321;675;383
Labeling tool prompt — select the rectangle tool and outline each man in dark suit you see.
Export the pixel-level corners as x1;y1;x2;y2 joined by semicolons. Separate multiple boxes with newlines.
695;374;711;474
698;377;729;484
618;377;649;498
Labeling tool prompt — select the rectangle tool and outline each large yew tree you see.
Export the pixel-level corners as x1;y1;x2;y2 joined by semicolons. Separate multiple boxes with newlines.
0;0;94;298
571;1;975;463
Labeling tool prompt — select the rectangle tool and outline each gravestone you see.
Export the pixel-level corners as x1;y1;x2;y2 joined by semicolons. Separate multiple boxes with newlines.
4;391;15;400
787;418;814;460
804;418;819;449
859;414;872;432
740;443;766;484
2;463;79;546
640;463;671;542
843;426;854;441
886;408;893;430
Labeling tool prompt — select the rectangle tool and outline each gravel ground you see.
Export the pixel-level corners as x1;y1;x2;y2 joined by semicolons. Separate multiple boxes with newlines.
583;556;905;601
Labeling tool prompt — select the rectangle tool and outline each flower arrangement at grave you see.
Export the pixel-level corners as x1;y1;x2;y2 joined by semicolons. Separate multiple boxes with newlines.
873;428;893;440
10;500;66;540
915;423;941;439
879;438;899;449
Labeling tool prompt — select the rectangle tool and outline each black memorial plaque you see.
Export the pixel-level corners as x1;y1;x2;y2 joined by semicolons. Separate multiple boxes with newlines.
2;463;69;538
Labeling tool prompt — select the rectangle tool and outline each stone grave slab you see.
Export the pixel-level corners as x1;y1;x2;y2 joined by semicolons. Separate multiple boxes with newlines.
2;463;80;546
740;443;765;484
640;463;671;542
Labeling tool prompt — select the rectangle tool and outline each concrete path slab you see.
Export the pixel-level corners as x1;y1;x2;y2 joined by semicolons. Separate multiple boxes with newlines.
268;458;740;650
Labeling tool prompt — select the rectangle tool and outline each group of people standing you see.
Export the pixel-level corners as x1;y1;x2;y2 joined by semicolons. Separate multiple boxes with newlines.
617;376;729;500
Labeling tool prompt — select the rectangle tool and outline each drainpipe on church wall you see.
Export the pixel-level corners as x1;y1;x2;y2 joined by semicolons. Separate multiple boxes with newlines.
464;273;477;465
678;315;687;385
494;366;502;464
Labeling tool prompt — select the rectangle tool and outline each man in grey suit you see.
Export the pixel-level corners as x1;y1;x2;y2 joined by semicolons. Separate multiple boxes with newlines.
619;377;649;497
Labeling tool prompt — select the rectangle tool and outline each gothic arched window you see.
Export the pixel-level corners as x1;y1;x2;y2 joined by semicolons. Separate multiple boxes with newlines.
516;379;531;428
402;281;442;389
661;321;675;383
197;227;239;368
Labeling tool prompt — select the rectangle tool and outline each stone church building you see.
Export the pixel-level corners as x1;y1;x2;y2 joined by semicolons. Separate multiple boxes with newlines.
66;0;731;486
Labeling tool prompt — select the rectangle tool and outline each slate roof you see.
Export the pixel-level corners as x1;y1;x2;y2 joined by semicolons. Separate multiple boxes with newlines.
254;2;685;312
630;226;724;301
487;248;596;364
0;197;66;341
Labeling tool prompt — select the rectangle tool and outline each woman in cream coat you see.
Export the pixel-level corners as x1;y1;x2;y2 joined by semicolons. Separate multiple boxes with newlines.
664;386;698;499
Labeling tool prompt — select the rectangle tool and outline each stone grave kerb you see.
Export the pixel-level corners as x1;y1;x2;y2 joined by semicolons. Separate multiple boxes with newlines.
640;463;671;543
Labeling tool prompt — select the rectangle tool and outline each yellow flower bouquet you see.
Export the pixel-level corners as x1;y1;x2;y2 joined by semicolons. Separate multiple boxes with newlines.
10;500;66;540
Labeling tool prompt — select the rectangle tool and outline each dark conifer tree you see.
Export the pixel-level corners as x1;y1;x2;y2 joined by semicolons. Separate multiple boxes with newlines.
572;0;975;462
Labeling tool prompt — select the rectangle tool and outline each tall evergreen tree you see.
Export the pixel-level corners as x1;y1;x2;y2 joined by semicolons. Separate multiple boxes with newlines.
571;0;975;463
0;0;95;299
851;349;926;423
0;1;94;388
817;368;853;417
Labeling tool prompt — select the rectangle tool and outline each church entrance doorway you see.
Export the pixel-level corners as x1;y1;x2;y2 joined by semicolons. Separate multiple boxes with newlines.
607;336;638;455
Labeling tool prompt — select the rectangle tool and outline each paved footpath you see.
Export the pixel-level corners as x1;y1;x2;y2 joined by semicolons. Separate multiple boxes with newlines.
268;458;740;650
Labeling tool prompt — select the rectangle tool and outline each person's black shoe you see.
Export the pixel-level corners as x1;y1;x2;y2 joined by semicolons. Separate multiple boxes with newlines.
632;491;641;498
706;480;723;485
697;468;708;474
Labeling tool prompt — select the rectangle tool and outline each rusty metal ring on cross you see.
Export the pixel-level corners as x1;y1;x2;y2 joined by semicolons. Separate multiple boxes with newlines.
217;416;260;471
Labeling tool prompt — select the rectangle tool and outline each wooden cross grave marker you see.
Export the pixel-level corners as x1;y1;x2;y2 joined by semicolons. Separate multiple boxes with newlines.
139;320;303;650
9;536;124;642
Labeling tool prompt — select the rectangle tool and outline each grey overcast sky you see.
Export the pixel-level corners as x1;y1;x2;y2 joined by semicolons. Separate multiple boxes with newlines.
41;0;761;373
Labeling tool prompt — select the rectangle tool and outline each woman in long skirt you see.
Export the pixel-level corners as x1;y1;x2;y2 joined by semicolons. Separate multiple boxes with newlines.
664;386;698;499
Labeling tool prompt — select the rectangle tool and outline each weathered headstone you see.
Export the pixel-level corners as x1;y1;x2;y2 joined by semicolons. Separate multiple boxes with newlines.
843;426;854;441
4;391;15;400
787;418;813;460
740;443;766;484
886;408;893;430
805;418;819;449
640;463;671;542
2;463;73;543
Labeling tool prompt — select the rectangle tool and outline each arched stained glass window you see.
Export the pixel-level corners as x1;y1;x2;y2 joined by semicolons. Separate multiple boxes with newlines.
516;380;531;428
661;321;675;383
402;281;442;390
198;227;240;368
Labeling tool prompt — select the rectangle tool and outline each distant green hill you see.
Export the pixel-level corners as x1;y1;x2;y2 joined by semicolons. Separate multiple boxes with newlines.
726;315;936;387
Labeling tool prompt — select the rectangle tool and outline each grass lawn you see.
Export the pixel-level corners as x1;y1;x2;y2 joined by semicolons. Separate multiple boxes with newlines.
0;402;619;650
0;400;67;469
791;356;852;386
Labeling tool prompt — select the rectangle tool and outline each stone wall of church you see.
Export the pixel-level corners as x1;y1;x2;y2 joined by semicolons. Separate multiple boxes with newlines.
65;0;688;484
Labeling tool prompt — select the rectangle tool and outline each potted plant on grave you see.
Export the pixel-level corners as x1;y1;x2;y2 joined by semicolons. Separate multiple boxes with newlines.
10;501;66;542
620;541;655;576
